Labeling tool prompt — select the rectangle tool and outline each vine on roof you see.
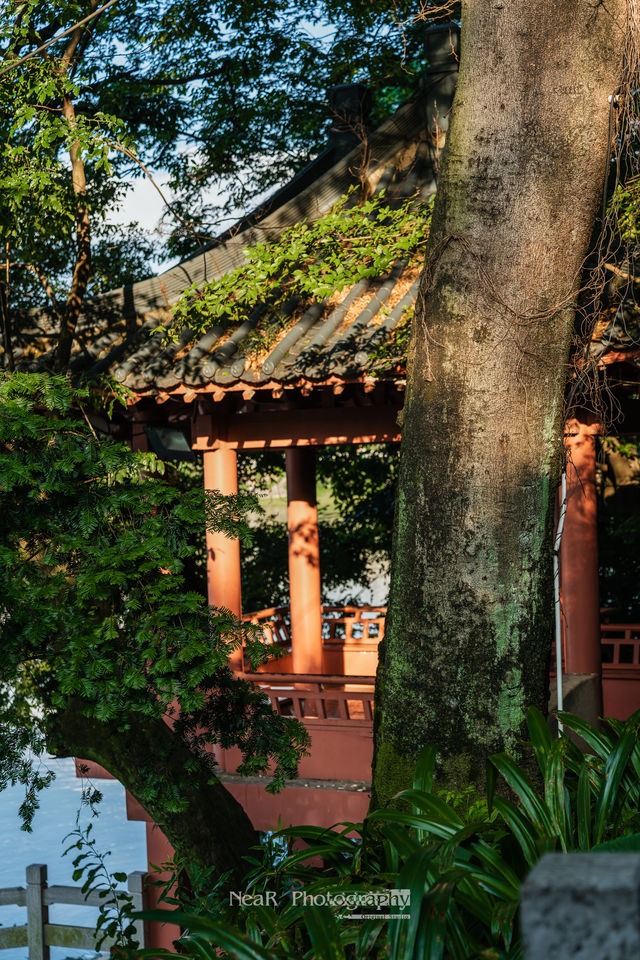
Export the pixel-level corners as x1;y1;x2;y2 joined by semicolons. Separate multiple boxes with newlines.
167;189;432;344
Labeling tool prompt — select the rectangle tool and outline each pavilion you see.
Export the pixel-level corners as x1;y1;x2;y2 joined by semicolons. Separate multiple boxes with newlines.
5;24;640;947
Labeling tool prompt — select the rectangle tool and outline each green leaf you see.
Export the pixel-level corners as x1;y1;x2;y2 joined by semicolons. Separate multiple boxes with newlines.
388;848;433;960
304;906;346;960
470;841;520;899
544;744;569;849
593;727;638;843
489;753;556;838
491;797;540;867
576;763;592;850
368;806;458;841
592;832;640;852
557;712;614;759
526;706;553;775
138;912;273;960
413;745;437;793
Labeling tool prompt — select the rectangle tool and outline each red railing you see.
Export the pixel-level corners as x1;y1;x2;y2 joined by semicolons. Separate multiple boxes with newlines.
321;606;386;645
600;623;640;669
549;623;640;674
245;607;640;671
241;609;640;725
241;672;374;724
243;606;291;647
243;605;386;649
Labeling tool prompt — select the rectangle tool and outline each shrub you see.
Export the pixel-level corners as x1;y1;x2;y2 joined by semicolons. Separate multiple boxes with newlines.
141;707;640;959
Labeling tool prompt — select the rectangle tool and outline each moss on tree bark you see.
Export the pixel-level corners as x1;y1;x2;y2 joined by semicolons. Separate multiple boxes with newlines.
372;0;627;806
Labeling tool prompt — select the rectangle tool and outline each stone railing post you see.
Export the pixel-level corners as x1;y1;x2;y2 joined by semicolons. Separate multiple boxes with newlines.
521;853;640;958
26;863;49;960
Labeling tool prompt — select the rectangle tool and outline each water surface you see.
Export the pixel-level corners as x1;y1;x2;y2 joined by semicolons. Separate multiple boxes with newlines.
0;757;146;960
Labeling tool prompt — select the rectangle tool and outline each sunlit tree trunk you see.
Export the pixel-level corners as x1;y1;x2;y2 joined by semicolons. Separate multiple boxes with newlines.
372;0;627;805
54;10;96;371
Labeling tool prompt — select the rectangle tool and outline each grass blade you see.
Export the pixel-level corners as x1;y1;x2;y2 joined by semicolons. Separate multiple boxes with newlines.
389;790;464;828
139;911;275;960
413;745;437;793
388;848;433;960
576;762;592;850
526;706;553;777
491;797;540;866
471;840;521;898
544;742;569;849
369;806;459;841
557;712;613;759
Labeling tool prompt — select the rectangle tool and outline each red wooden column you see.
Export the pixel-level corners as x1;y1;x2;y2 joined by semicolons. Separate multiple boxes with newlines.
561;415;602;680
286;448;323;674
203;448;243;669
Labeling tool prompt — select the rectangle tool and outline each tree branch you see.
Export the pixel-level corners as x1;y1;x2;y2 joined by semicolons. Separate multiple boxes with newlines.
0;0;119;78
54;94;91;371
46;698;258;883
51;0;99;373
11;262;62;315
106;139;202;245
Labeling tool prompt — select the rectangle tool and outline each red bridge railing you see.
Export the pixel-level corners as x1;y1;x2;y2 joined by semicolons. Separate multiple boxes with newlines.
600;623;640;669
245;607;640;672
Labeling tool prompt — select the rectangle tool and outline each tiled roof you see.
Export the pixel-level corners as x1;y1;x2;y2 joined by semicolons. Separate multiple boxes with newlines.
6;40;462;396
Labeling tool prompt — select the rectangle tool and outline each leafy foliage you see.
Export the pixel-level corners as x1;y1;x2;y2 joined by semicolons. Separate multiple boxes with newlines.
138;707;640;959
1;0;450;319
609;177;640;244
0;372;309;826
59;0;453;249
236;446;397;612
170;191;431;344
63;817;142;954
0;5;150;311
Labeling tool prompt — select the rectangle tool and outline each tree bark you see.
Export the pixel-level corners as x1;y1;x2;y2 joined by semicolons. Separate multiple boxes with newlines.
47;700;258;884
55;93;91;372
54;8;96;371
372;0;627;805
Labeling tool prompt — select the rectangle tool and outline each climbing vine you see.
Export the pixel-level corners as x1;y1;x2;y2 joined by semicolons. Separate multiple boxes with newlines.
169;190;432;343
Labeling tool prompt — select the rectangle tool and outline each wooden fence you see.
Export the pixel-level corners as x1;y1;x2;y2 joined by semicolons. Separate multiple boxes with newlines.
0;863;146;959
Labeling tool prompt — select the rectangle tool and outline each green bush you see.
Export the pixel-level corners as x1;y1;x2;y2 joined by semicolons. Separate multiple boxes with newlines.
140;707;640;959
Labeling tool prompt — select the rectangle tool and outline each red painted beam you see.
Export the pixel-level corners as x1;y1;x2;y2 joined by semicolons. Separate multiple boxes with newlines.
193;405;401;450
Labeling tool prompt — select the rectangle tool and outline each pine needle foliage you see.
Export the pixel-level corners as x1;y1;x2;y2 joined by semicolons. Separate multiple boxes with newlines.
0;372;309;828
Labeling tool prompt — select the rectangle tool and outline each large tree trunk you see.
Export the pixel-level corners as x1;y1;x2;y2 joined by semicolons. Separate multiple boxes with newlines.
372;0;627;806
